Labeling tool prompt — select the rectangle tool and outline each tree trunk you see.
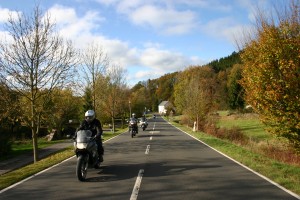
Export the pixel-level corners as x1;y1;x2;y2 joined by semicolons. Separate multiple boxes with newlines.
196;114;199;131
32;129;38;162
111;116;115;133
31;99;39;163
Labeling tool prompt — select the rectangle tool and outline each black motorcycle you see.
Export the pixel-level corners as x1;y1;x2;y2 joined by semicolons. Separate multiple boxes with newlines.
129;118;138;138
74;130;99;181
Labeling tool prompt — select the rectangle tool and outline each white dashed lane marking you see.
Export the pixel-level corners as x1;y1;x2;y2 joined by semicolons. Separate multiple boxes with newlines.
130;169;144;200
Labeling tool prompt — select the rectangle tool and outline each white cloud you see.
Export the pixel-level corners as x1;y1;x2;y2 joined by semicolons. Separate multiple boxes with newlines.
44;5;202;82
201;17;239;42
140;47;186;70
0;2;237;85
0;8;20;23
129;5;196;35
116;0;144;13
95;0;123;6
47;5;104;40
0;30;13;43
135;70;158;79
96;0;198;35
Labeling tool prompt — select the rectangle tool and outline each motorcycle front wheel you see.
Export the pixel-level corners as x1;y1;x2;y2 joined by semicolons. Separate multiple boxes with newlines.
131;130;135;138
76;154;88;181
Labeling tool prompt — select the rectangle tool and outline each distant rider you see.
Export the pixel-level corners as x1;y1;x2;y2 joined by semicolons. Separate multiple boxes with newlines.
139;114;147;125
76;110;104;162
130;113;139;133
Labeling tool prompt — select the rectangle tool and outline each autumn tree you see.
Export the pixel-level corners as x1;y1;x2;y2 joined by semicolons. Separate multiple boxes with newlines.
130;84;149;117
155;72;178;103
174;66;217;130
97;64;127;132
215;70;229;110
174;71;190;114
0;83;22;132
0;5;77;162
227;64;244;110
145;79;159;112
44;88;82;138
239;0;300;148
0;83;22;155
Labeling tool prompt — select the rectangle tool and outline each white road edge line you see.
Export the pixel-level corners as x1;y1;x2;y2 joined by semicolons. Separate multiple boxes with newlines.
166;120;300;200
0;156;75;194
130;169;144;200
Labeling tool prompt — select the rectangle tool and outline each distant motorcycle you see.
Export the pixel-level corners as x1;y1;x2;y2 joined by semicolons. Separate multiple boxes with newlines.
139;119;148;131
129;118;138;137
74;130;99;181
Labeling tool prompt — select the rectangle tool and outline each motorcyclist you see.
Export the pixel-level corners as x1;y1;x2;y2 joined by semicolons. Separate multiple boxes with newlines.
76;110;104;163
129;113;138;133
140;114;148;125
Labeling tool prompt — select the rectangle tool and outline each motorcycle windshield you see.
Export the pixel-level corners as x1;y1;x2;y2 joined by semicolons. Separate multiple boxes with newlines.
130;118;137;124
76;130;92;143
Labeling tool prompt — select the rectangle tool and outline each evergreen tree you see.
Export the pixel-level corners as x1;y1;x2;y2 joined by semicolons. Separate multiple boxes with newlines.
83;87;94;111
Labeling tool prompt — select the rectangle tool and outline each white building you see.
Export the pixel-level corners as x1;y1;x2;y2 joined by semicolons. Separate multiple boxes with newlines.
158;101;172;114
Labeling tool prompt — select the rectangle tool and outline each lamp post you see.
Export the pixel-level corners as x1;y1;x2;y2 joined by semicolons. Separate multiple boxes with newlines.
129;100;131;118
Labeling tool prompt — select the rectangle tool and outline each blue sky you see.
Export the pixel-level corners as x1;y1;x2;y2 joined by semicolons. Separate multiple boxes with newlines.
0;0;276;86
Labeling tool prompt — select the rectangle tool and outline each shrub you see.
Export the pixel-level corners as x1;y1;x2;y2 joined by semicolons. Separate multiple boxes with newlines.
0;133;12;157
204;122;248;145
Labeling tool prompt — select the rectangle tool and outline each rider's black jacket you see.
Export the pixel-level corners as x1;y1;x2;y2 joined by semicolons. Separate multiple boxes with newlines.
77;118;103;139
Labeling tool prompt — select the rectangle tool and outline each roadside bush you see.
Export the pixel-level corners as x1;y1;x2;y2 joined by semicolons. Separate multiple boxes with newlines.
204;122;248;145
219;126;249;145
203;122;218;136
0;132;12;157
258;142;300;166
179;115;194;128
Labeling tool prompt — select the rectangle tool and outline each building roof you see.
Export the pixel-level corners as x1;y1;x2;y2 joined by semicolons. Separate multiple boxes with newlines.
159;101;169;106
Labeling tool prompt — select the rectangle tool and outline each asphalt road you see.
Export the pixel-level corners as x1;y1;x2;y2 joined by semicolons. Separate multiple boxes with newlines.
1;115;299;200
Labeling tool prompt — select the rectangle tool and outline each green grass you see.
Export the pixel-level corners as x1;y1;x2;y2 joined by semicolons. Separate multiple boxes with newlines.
0;128;127;190
218;116;270;141
0;139;66;161
167;117;300;196
0;147;75;190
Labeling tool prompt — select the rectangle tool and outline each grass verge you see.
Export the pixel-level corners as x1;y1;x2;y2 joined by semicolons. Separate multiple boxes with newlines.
0;139;68;161
0;147;74;190
0;128;127;191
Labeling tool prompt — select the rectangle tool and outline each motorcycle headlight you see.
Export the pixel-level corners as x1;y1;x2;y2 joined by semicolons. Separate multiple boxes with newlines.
77;143;88;149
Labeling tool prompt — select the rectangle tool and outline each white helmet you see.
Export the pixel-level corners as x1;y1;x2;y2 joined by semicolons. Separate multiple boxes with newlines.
132;113;136;118
85;110;95;123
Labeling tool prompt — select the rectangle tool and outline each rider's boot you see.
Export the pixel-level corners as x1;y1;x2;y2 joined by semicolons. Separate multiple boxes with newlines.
98;154;103;162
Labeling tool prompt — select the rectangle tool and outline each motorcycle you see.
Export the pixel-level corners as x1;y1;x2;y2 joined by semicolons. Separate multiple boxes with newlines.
74;130;99;181
129;118;138;137
140;120;148;131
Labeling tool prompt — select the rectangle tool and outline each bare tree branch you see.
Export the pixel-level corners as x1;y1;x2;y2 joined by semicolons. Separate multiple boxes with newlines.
81;41;109;110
